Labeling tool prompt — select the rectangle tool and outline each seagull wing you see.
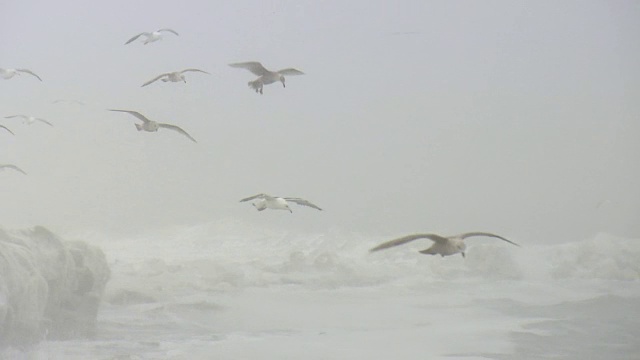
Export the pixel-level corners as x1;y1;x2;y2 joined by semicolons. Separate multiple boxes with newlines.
4;115;26;120
141;73;170;87
158;29;179;36
239;193;271;202
157;123;197;143
179;68;210;75
459;232;520;247
1;164;27;175
35;118;54;127
125;32;150;45
277;68;305;76
370;233;450;252
0;125;14;135
108;109;152;123
16;69;42;81
284;198;322;210
228;62;270;76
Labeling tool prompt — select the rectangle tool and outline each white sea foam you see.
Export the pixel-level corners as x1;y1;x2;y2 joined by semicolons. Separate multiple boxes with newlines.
3;220;639;359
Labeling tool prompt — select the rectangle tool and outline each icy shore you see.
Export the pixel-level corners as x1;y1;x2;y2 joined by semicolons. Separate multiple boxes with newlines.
0;226;110;347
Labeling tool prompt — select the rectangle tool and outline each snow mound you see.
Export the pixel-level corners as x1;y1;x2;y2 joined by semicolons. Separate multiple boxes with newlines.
0;226;110;347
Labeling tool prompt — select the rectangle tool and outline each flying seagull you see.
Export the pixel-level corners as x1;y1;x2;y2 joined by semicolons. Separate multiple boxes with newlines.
0;68;42;81
370;232;519;258
142;68;210;87
5;115;53;127
240;193;322;213
0;125;14;135
0;164;27;175
108;109;197;143
125;29;179;45
228;62;304;94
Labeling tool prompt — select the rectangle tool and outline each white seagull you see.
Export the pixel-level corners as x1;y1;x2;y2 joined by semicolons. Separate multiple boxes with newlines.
240;193;322;213
5;115;53;127
0;68;42;81
228;62;304;94
108;109;197;143
370;232;520;258
0;164;27;175
142;68;210;87
125;29;179;45
0;125;14;135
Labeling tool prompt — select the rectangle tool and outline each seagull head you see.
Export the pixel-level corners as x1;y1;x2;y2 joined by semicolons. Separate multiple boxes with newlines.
279;75;286;88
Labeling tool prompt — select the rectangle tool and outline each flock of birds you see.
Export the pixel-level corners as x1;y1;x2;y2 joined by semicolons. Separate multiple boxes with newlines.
1;28;520;260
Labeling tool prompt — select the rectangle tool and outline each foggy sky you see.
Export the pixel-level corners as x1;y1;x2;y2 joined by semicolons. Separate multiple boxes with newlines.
1;0;639;242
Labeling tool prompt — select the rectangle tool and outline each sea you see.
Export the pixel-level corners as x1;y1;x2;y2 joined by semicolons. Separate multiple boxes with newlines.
2;218;639;359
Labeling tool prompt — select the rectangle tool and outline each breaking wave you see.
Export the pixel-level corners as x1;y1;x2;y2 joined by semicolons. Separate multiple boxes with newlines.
83;219;640;306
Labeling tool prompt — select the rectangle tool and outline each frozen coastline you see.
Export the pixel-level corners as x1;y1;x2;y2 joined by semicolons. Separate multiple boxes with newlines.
0;227;110;347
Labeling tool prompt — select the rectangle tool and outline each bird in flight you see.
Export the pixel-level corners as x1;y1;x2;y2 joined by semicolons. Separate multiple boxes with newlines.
125;29;179;45
229;62;304;94
5;115;53;127
142;68;210;87
370;232;519;258
240;193;322;213
0;68;42;81
108;109;197;143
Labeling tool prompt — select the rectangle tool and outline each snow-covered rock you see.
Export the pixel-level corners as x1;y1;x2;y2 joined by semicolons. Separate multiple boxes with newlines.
0;226;110;347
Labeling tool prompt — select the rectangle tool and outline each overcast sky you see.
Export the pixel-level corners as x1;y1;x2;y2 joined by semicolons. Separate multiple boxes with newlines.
1;0;639;242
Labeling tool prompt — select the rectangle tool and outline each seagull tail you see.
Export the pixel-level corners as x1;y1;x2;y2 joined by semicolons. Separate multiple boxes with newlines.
135;123;143;131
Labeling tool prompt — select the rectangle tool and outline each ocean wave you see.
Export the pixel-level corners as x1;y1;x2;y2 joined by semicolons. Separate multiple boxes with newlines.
87;220;640;303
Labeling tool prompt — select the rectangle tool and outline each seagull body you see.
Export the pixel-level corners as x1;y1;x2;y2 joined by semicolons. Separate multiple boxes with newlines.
0;164;27;175
0;125;14;135
5;115;53;127
228;62;304;94
0;68;42;81
240;193;322;213
142;68;210;87
370;232;519;258
108;109;196;143
125;29;179;45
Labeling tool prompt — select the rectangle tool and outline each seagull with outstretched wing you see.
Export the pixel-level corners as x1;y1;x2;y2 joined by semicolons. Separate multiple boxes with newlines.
240;193;322;213
125;28;179;45
142;68;210;87
5;115;53;127
229;61;304;94
370;232;519;258
108;109;196;143
0;68;42;81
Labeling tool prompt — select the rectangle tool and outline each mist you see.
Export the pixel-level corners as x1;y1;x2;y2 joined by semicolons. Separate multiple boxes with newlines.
1;1;640;359
1;0;638;241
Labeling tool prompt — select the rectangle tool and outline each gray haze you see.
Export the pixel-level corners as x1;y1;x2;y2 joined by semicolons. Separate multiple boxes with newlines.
1;0;639;242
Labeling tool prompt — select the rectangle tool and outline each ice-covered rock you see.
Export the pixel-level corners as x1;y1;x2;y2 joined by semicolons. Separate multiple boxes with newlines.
0;226;110;347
